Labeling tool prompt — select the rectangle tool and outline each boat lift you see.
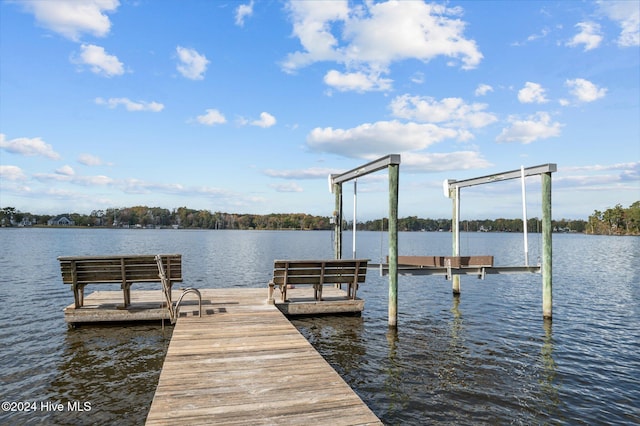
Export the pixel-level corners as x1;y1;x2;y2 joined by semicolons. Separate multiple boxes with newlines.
376;163;556;320
330;154;401;327
330;157;556;324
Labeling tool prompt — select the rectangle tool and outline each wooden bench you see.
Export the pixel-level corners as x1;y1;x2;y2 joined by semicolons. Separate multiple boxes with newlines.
267;259;369;303
58;254;182;308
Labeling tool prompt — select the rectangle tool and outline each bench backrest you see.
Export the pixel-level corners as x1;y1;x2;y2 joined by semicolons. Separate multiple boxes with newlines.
271;259;368;286
58;254;182;284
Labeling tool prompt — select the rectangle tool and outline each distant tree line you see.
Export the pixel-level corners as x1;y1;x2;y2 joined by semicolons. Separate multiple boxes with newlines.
357;216;588;233
0;206;332;230
1;204;618;234
586;202;640;235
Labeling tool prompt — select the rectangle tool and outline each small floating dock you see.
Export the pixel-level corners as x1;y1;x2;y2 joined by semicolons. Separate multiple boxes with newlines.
144;288;381;425
63;287;364;324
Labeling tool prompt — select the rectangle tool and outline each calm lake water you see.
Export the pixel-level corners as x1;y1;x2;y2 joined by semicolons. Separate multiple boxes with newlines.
0;228;638;425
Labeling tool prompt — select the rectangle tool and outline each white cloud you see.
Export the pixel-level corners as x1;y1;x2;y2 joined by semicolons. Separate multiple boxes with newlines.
475;84;493;96
511;27;552;47
33;171;114;186
74;44;124;77
0;134;61;160
235;1;254;27
324;69;392;92
282;1;349;71
78;153;107;166
195;109;227;126
390;94;497;129
176;46;209;80
307;120;462;158
496;112;562;144
55;165;75;176
555;162;640;191
344;2;482;69
270;182;303;193
263;167;338;179
411;72;425;84
565;78;607;102
518;82;549;104
527;27;550;42
283;1;482;92
95;97;164;112
401;151;492;173
566;22;603;51
0;165;28;181
598;0;640;47
563;162;639;174
18;0;119;41
251;112;276;128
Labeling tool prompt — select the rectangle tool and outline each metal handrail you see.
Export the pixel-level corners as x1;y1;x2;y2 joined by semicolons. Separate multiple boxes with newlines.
156;254;201;324
173;288;202;323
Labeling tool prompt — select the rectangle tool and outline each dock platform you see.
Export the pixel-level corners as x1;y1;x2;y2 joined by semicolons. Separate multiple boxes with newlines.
144;288;381;425
63;287;364;324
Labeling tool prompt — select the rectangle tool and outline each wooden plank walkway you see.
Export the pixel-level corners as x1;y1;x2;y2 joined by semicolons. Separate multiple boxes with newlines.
145;288;381;425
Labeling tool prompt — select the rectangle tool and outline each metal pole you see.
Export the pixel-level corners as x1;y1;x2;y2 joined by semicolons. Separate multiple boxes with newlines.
521;166;529;266
542;172;552;319
388;164;399;327
333;183;343;260
353;180;357;259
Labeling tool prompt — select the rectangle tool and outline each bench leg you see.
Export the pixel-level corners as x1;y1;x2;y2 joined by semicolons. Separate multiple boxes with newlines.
348;283;357;299
267;281;275;305
73;284;84;308
121;283;131;308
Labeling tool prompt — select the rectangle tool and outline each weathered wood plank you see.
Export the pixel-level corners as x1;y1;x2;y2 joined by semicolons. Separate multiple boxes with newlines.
145;288;381;426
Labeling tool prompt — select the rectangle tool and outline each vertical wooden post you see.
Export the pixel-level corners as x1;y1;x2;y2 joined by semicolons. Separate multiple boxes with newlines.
451;186;461;294
388;164;399;327
333;183;343;260
542;172;553;319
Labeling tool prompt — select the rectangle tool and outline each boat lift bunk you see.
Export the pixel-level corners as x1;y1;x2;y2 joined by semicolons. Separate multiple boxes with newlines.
373;164;556;282
375;255;541;279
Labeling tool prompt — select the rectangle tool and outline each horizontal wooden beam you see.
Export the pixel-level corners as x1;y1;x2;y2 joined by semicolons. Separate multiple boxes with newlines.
330;154;401;186
446;163;557;191
371;264;541;276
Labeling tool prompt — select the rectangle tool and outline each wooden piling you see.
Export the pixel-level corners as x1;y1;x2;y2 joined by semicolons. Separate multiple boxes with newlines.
542;171;553;319
334;182;343;259
388;163;399;327
451;186;461;295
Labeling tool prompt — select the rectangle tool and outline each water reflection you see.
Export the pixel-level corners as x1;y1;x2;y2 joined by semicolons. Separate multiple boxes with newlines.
382;327;408;415
291;315;366;378
539;318;560;420
44;325;171;426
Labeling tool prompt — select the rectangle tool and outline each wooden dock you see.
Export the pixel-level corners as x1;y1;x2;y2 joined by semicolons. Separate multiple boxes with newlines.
63;287;364;324
145;288;381;425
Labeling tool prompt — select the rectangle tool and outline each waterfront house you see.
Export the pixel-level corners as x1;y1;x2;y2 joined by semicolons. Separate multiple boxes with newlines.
47;216;75;226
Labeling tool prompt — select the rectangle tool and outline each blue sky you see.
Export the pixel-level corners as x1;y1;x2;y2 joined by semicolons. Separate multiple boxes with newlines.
1;0;638;220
